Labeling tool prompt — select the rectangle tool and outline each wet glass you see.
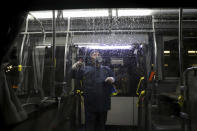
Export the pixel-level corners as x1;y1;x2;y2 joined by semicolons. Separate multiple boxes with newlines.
2;8;197;131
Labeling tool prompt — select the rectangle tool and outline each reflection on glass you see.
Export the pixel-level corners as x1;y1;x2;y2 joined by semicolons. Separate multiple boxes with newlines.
2;8;197;131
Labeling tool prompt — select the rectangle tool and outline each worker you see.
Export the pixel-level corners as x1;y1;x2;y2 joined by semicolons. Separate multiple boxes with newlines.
72;50;115;131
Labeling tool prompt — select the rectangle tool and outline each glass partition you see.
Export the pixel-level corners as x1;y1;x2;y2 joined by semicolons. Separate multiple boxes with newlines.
2;8;197;131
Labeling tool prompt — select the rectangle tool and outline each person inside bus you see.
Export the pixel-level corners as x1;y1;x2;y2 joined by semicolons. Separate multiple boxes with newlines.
72;50;115;131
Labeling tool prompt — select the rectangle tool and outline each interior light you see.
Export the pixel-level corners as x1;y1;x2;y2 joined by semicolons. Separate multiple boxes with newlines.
192;64;197;67
74;43;100;45
36;45;51;48
164;64;168;67
28;11;53;19
112;9;117;17
63;9;109;18
28;9;153;19
114;9;153;17
188;50;196;54
164;51;170;54
78;45;132;50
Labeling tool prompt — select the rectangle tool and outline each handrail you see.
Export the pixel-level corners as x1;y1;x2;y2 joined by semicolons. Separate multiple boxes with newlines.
183;67;197;101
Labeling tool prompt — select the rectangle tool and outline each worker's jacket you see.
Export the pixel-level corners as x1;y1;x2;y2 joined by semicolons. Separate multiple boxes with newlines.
72;64;115;112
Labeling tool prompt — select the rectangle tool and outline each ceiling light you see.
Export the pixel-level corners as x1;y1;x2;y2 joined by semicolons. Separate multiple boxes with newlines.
78;45;132;50
63;9;109;18
164;64;168;67
28;9;153;19
28;11;53;19
188;50;196;54
115;9;153;17
164;51;170;54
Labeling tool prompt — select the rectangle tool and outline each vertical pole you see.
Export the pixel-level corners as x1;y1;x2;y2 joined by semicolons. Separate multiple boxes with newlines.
152;16;157;76
179;8;184;85
51;10;56;97
152;16;158;105
63;17;70;81
20;16;29;65
52;10;56;68
178;8;187;131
